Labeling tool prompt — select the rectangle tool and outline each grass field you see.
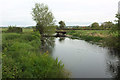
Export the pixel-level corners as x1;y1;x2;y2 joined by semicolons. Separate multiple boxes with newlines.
23;28;33;32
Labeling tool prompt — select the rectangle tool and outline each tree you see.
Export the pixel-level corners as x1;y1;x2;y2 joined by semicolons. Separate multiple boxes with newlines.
32;3;55;35
115;14;120;30
91;22;99;28
116;14;120;19
111;14;120;37
58;21;66;29
101;21;114;29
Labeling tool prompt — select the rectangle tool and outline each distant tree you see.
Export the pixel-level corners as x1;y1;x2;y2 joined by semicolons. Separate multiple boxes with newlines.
32;3;55;35
59;21;66;29
7;26;22;33
91;22;99;28
101;21;114;29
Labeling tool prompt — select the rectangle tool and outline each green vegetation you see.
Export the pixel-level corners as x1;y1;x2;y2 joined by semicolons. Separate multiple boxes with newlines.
67;23;119;49
101;21;115;29
91;22;99;28
23;28;33;33
6;26;22;33
63;21;116;30
32;3;56;35
58;21;66;29
104;14;120;50
2;29;67;78
67;30;110;46
2;3;68;78
67;13;119;49
0;28;7;32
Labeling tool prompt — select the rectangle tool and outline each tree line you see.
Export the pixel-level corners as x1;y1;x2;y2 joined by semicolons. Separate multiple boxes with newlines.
91;21;116;29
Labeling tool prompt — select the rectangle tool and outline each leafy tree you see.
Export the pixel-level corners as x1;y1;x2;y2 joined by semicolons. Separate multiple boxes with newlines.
116;14;120;19
114;14;120;36
59;21;66;29
32;3;55;35
116;14;120;30
91;22;99;28
101;21;114;29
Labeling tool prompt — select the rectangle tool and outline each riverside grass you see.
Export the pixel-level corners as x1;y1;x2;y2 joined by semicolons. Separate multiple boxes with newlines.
67;30;110;46
67;30;119;49
2;31;67;78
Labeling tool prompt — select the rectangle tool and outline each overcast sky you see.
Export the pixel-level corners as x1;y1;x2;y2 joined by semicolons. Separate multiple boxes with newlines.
0;0;119;27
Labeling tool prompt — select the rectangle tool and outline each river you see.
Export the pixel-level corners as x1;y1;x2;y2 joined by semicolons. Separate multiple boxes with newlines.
42;37;120;78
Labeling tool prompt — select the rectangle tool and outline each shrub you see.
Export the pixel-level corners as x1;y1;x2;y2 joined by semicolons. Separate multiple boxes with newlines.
2;54;22;78
7;26;22;33
105;36;120;50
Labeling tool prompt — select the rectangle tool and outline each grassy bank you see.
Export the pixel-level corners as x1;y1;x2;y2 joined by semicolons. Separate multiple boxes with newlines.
67;30;119;49
67;30;110;46
2;30;68;78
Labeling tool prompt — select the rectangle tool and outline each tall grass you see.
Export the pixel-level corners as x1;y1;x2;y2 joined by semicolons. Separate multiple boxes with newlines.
2;32;67;78
67;30;105;43
67;30;120;49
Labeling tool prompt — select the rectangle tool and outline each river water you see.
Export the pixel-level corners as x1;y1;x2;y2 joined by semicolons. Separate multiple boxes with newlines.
42;37;120;78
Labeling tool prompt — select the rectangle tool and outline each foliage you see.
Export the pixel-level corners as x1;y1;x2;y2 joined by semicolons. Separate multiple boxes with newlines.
67;30;76;35
32;3;55;35
109;24;119;37
71;32;103;42
7;26;22;33
44;26;56;35
91;22;99;28
105;14;120;50
2;31;67;78
23;28;34;32
116;14;120;19
101;21;115;29
67;30;109;45
104;36;119;49
58;21;66;29
67;30;109;37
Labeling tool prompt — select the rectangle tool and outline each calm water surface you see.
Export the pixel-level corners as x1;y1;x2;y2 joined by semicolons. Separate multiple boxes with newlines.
49;37;119;78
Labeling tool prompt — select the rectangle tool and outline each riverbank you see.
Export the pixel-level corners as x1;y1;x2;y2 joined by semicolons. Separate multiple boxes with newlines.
2;30;68;78
67;30;110;46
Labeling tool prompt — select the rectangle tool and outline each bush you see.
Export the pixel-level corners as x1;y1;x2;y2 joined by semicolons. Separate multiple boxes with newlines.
105;36;120;50
7;26;22;33
2;54;22;78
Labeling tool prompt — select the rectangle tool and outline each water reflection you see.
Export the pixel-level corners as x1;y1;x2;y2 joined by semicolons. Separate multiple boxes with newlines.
40;37;66;54
59;37;65;42
107;49;120;80
40;37;120;79
40;36;55;54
